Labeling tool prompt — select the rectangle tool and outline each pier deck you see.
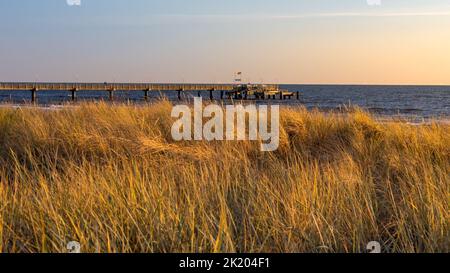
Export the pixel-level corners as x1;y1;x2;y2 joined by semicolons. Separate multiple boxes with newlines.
0;82;299;102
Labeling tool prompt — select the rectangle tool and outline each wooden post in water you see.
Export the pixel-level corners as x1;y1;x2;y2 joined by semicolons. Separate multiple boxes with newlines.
109;89;114;101
71;88;77;102
209;88;214;100
197;90;201;97
297;91;300;100
31;88;37;103
144;88;150;102
220;90;224;100
177;89;182;100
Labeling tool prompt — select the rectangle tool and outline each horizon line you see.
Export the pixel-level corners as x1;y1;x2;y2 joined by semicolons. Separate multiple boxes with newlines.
1;81;450;87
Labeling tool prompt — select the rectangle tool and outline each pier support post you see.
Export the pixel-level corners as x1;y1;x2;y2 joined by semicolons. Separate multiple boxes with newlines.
31;88;37;103
220;91;224;100
197;91;201;98
297;91;300;100
71;88;77;102
177;89;182;100
280;91;283;100
109;90;114;101
209;89;214;100
144;89;149;102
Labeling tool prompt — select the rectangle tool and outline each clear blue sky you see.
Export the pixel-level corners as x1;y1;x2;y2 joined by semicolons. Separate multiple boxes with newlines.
1;0;450;84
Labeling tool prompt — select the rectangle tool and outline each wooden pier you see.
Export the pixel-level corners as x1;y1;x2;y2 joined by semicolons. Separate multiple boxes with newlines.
0;82;299;103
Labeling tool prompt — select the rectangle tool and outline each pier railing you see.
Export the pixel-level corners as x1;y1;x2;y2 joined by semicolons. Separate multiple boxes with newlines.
0;82;273;91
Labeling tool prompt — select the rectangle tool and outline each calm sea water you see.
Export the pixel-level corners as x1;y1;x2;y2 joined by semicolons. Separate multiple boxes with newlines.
1;85;449;119
283;85;450;119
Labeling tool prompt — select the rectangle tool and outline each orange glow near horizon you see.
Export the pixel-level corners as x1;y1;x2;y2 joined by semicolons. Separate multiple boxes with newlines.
237;16;450;85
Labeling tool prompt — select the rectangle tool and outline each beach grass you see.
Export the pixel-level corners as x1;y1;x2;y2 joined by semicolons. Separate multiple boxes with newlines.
0;101;448;253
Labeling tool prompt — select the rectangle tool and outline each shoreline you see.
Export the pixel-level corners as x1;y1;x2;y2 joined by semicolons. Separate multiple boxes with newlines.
1;101;449;125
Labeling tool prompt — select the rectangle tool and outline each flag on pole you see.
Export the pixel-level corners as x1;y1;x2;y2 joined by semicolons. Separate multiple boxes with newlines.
235;72;243;83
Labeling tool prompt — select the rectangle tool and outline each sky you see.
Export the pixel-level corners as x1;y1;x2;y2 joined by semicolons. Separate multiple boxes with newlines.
1;0;450;84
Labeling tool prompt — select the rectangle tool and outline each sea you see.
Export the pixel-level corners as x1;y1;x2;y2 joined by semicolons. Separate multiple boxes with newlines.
1;84;449;120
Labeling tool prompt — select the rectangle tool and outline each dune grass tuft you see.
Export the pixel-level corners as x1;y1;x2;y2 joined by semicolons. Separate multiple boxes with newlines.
0;101;448;253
